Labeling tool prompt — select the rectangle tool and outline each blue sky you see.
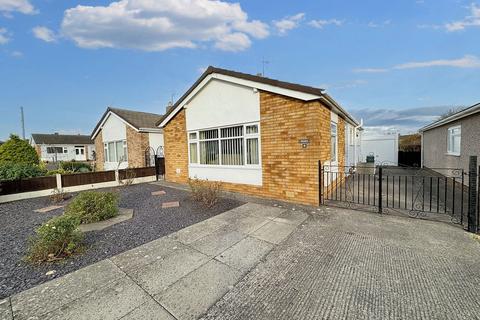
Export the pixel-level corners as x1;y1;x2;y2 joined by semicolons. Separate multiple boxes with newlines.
0;0;479;140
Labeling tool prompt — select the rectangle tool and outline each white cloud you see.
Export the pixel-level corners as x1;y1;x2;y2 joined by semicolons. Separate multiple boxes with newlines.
0;27;10;44
445;3;480;31
354;55;480;73
367;20;391;28
33;26;57;42
308;18;343;29
393;55;480;69
273;13;304;35
353;68;388;73
10;50;22;57
0;0;36;15
60;0;269;52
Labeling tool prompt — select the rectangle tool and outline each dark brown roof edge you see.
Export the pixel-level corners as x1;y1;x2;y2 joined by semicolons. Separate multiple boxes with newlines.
156;66;332;127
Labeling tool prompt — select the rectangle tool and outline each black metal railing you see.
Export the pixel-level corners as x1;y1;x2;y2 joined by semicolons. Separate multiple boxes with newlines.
319;160;479;232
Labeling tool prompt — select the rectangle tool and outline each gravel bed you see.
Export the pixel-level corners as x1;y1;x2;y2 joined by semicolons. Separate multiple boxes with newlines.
0;183;244;299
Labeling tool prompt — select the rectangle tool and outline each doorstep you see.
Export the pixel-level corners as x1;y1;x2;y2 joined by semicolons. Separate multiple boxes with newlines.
5;202;309;320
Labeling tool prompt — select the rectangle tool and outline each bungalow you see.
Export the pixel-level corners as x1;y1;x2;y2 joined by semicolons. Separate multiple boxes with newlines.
420;102;480;175
91;107;164;171
158;67;360;205
31;133;95;162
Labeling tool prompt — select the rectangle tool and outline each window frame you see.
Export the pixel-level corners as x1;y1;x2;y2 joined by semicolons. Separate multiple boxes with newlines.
187;122;261;169
447;125;461;156
331;122;338;163
103;140;128;163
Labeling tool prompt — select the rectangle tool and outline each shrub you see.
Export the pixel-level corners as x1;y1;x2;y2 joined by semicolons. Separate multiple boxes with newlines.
49;188;71;204
26;214;83;263
45;168;74;176
65;191;119;224
188;178;222;208
0;134;39;165
0;163;47;181
59;161;92;173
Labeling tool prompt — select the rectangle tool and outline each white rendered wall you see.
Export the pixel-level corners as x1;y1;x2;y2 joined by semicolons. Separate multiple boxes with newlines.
360;133;399;165
102;114;128;170
185;78;262;185
185;79;260;130
148;132;164;154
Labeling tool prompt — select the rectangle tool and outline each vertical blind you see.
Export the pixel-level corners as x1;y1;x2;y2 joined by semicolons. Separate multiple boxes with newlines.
189;124;259;166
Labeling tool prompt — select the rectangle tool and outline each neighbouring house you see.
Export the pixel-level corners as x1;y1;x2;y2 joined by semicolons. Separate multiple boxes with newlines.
420;102;480;174
158;66;361;206
91;107;164;171
31;133;95;162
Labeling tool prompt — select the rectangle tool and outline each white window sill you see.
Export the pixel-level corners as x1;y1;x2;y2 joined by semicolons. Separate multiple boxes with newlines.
189;164;261;170
446;153;460;157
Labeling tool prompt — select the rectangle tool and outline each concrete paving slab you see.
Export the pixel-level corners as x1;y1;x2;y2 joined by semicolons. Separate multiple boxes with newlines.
151;190;166;196
42;276;150;320
273;210;309;226
121;298;175;320
125;244;210;296
230;215;271;234
216;237;274;273
110;237;182;272
171;216;228;244
162;201;179;208
78;208;133;232
33;205;64;213
0;299;12;320
250;221;298;244
155;260;242;320
190;226;247;257
11;259;124;320
233;203;285;220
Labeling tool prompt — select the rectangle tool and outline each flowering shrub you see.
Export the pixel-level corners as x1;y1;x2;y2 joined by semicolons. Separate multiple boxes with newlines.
26;214;82;263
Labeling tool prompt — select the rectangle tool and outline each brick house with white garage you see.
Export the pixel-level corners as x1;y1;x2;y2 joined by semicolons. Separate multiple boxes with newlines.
158;67;361;205
91;107;164;171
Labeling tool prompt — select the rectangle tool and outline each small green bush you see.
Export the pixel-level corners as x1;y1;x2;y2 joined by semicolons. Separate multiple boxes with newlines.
188;178;222;208
0;134;39;165
26;214;83;263
45;168;74;176
0;163;47;181
60;161;92;173
65;191;119;224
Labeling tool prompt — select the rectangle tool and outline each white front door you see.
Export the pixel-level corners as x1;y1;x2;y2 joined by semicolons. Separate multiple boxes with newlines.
74;146;85;161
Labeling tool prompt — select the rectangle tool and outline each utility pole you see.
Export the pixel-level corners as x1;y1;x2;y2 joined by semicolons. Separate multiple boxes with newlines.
20;106;25;140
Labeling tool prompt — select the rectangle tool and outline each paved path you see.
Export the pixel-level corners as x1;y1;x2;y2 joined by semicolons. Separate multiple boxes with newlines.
203;207;480;319
1;203;308;320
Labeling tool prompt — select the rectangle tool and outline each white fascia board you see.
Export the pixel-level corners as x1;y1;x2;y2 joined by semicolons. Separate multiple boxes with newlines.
139;128;163;133
92;111;139;139
158;73;323;128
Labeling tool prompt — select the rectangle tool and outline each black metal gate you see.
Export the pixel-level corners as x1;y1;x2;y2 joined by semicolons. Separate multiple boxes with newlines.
145;146;165;180
319;157;479;232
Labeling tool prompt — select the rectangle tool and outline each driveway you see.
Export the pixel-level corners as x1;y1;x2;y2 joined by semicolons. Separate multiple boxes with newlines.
204;207;480;319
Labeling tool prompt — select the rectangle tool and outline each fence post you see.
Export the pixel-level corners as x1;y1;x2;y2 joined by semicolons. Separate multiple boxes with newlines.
318;160;322;206
56;174;62;190
378;166;383;214
467;156;478;233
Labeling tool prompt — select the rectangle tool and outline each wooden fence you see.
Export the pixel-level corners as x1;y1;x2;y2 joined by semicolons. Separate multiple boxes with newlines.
0;167;157;196
62;171;116;188
0;176;57;195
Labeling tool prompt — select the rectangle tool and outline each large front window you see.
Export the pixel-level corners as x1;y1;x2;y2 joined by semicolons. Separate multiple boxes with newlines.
447;125;461;156
104;140;128;162
188;123;260;166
